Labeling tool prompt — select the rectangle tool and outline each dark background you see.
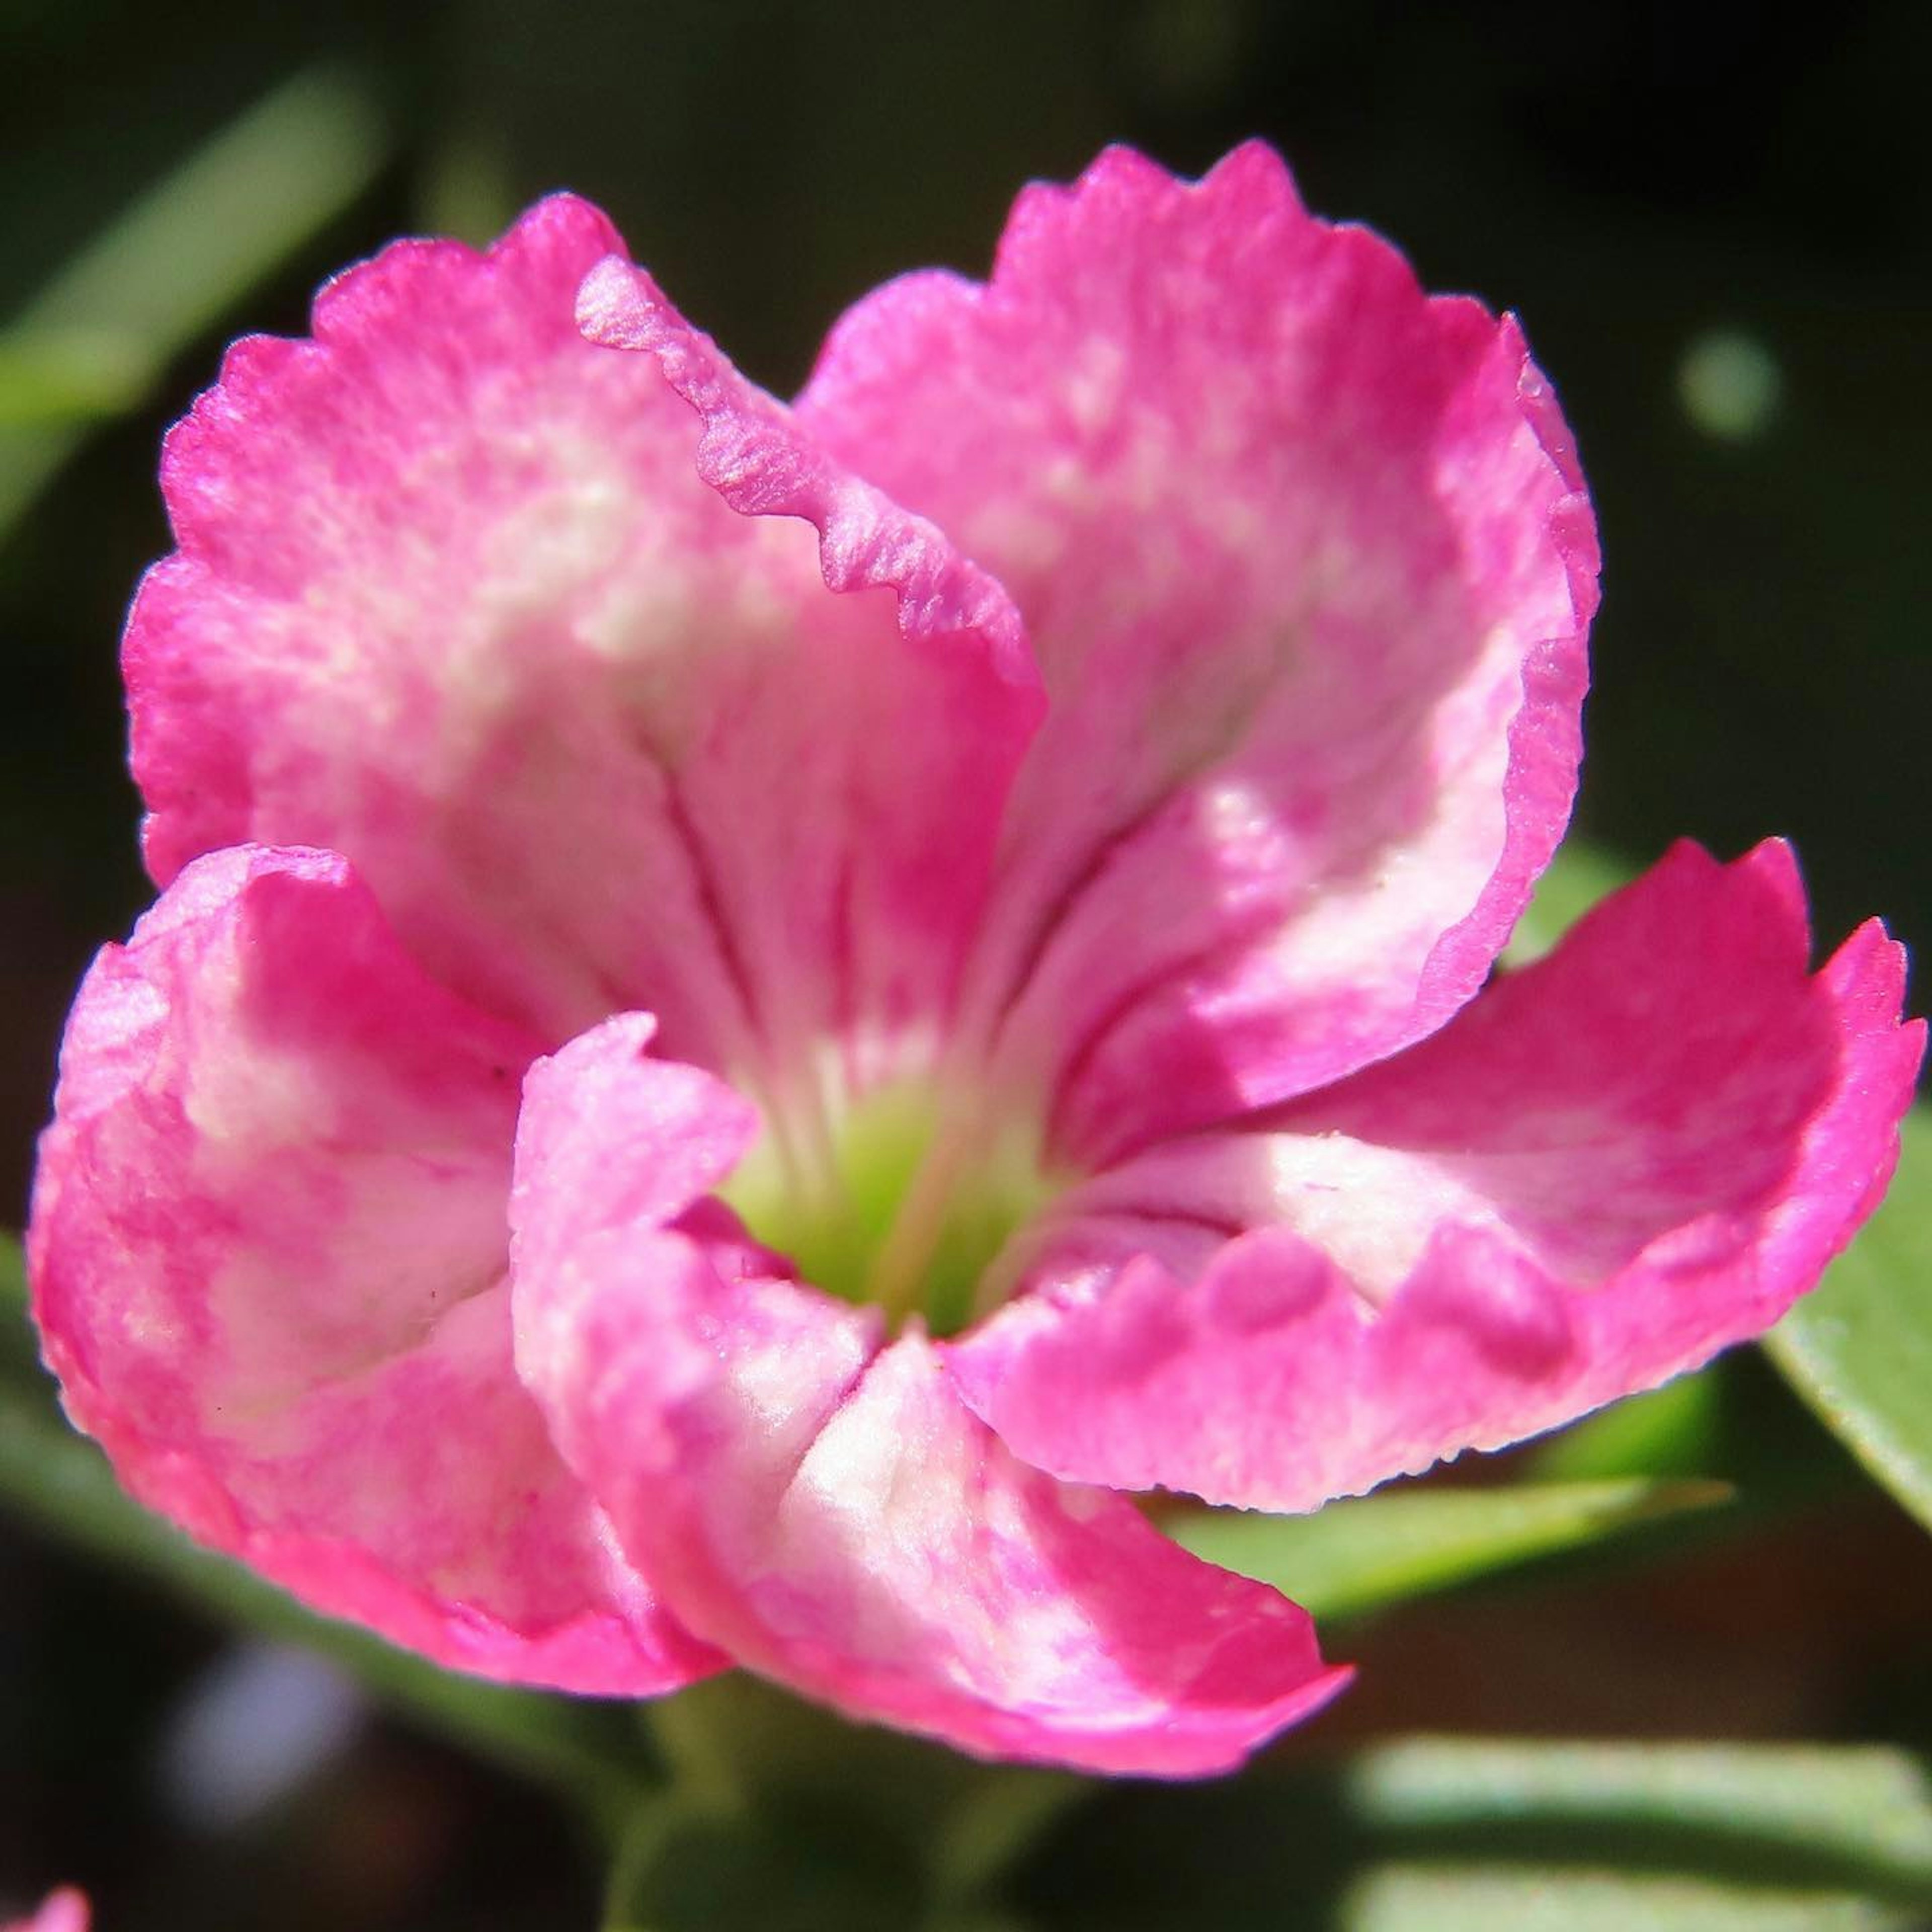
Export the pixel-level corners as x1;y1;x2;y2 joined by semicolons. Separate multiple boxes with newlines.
4;3;1928;1925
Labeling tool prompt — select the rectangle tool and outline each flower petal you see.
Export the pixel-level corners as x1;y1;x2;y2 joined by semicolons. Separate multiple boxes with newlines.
800;141;1594;1165
511;1018;1348;1776
30;847;720;1692
3;1891;88;1932
130;196;1038;1120
950;843;1923;1510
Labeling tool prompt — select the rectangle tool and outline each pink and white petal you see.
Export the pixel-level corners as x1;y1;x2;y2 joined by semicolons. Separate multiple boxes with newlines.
950;842;1923;1511
512;1020;1348;1776
30;846;719;1692
130;197;1037;1119
570;256;1042;1109
800;142;1595;1166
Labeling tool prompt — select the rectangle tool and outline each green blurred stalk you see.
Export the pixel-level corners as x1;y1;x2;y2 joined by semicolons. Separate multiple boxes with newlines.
0;64;391;536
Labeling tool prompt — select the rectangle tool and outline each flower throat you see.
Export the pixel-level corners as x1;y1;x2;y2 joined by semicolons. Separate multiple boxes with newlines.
718;1079;1053;1338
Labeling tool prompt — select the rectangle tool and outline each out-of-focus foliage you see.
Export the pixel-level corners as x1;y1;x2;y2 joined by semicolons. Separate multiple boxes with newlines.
1769;1112;1932;1536
1168;1479;1733;1626
1506;838;1643;964
0;67;390;536
1011;1737;1932;1930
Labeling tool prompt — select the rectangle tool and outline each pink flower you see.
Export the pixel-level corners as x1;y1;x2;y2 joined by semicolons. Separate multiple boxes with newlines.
29;145;1919;1776
4;1891;88;1932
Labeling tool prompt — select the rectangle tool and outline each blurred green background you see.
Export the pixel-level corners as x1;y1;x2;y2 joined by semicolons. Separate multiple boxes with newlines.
3;3;1929;1926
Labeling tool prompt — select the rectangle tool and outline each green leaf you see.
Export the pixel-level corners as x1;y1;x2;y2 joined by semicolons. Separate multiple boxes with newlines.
1341;1864;1906;1931
1167;1477;1730;1623
1767;1106;1932;1537
1013;1739;1932;1930
1343;1737;1932;1875
0;64;391;537
1335;1739;1932;1931
1530;1361;1728;1482
1531;1344;1879;1517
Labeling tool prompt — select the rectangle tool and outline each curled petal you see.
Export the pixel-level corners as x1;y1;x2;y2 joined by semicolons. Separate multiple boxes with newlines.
30;848;720;1692
130;197;1037;1116
801;142;1595;1165
950;843;1923;1510
511;1019;1347;1775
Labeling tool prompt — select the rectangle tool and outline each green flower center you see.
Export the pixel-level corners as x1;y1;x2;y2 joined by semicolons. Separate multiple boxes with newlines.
720;1080;1054;1338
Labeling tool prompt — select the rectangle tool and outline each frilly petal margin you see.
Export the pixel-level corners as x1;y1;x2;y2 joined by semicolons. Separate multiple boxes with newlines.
948;843;1924;1512
510;1019;1349;1776
799;141;1596;1167
127;195;1039;1105
574;257;1038;698
29;847;722;1693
